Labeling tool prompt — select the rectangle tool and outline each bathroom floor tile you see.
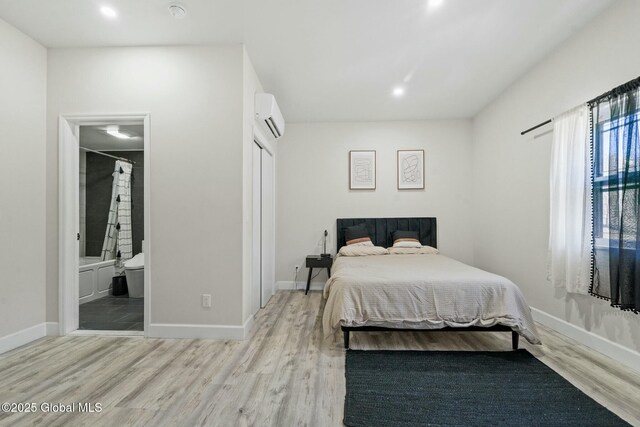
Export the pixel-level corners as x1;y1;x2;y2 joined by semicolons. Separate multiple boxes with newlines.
79;296;143;332
77;313;123;323
79;304;122;314
79;321;141;331
117;312;144;322
101;298;143;306
125;322;144;331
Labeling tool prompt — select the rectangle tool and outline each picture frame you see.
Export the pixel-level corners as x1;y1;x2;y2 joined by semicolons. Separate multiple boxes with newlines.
349;150;376;190
397;149;424;190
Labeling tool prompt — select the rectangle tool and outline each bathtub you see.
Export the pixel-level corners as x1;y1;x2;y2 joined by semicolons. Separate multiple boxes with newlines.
79;257;116;304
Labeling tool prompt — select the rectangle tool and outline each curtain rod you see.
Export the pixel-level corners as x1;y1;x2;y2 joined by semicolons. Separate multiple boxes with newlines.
587;75;640;105
520;119;552;136
80;147;136;164
520;75;640;136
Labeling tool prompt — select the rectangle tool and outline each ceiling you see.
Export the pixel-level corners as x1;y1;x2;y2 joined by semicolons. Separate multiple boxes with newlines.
0;0;243;46
79;125;144;151
0;0;615;122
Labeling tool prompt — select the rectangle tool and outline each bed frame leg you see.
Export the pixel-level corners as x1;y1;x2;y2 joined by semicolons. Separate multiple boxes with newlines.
512;331;519;350
343;329;350;349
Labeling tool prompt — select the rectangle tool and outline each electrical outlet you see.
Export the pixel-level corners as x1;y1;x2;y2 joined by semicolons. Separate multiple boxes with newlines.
202;294;212;308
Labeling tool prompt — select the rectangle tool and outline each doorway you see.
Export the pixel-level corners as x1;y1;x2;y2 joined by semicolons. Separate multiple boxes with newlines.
58;114;150;336
252;140;275;312
78;124;144;331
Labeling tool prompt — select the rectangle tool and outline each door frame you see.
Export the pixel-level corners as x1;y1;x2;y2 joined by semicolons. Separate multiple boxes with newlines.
252;129;275;310
259;147;275;307
251;141;262;315
58;113;151;336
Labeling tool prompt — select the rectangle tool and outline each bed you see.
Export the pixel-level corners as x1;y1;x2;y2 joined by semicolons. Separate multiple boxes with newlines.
323;217;541;349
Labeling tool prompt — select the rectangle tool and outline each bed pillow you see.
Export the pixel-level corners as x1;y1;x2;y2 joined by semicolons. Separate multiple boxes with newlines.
345;224;373;246
392;230;422;248
388;246;439;255
339;245;388;257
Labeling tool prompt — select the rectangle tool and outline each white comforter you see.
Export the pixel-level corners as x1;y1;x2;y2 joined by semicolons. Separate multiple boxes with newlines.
322;254;541;344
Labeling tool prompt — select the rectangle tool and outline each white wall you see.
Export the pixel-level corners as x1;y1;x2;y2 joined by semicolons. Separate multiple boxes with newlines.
276;120;473;287
0;19;47;341
47;46;246;331
472;0;640;354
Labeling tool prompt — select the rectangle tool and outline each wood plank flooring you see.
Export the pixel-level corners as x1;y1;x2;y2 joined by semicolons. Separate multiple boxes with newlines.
1;291;639;426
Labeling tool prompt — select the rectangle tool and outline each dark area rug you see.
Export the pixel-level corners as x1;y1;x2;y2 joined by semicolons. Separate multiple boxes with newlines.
344;350;629;427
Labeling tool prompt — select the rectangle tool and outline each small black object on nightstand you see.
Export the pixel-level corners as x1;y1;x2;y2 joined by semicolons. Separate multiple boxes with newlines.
305;255;333;295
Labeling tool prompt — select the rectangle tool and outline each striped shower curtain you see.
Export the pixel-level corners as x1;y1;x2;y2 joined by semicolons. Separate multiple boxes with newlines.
101;160;133;271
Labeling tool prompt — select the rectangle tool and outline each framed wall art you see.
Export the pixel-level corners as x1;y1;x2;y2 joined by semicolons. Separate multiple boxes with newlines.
349;150;376;190
397;149;424;190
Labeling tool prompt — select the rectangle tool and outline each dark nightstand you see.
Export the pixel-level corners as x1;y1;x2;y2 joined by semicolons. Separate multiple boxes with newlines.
305;255;333;295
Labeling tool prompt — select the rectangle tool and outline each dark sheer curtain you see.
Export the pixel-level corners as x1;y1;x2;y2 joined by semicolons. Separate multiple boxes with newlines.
590;79;640;313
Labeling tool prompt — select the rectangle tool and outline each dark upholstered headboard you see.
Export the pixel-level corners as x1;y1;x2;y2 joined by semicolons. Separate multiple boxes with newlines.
336;217;437;251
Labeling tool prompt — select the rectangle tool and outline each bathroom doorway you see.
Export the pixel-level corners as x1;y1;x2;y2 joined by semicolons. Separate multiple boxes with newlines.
78;124;144;331
58;114;150;336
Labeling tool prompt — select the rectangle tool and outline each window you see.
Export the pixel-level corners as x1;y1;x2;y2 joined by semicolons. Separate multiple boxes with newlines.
592;111;640;249
590;83;640;312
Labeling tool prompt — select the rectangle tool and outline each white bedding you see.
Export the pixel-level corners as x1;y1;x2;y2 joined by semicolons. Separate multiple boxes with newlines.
322;253;541;344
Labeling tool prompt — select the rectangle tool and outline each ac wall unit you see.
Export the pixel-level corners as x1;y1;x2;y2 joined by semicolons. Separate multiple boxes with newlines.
255;93;285;139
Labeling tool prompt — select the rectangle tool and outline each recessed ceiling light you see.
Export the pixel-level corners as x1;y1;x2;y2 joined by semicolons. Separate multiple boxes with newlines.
168;3;187;19
108;131;131;139
106;125;131;139
392;87;405;97
426;0;444;11
100;5;117;19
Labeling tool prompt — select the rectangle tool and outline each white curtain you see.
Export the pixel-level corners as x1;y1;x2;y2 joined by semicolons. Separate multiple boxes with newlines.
101;160;133;268
548;105;592;294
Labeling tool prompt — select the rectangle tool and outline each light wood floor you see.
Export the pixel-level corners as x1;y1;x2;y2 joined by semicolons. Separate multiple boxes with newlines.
1;291;639;427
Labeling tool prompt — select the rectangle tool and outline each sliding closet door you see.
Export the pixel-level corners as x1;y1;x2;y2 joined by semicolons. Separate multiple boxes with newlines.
261;149;275;307
251;143;262;315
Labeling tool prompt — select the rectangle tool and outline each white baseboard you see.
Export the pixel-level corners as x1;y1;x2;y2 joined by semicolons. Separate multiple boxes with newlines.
531;307;640;373
45;322;59;336
0;323;47;355
277;280;324;292
148;315;254;340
